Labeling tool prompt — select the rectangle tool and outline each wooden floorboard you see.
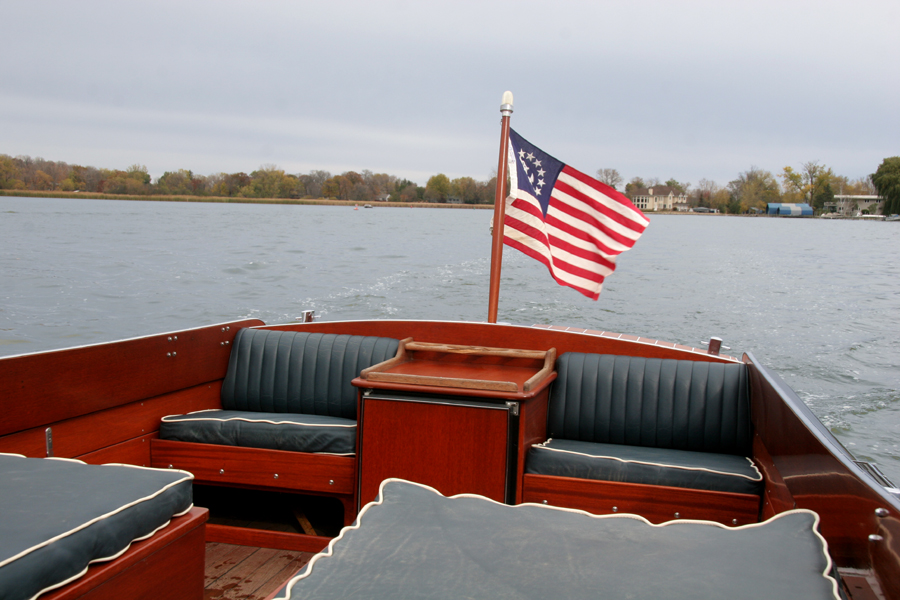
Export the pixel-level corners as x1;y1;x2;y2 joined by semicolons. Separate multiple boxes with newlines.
205;543;261;585
204;542;313;600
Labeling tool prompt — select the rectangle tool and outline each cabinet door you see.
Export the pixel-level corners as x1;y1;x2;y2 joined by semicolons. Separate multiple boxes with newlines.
359;396;513;507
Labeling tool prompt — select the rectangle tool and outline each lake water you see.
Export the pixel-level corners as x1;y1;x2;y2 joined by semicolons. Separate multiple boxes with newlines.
2;196;898;483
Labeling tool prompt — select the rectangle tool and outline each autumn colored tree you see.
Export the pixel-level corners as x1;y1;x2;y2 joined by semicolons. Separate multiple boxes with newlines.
86;167;104;192
624;177;645;197
399;183;421;202
424;173;451;202
847;175;876;196
451;176;478;203
209;172;252;196
781;161;834;210
728;167;780;212
157;170;196;195
320;176;340;199
298;170;330;199
362;171;396;201
127;164;151;186
338;171;364;200
244;166;297;198
0;154;19;190
476;176;497;204
691;179;719;208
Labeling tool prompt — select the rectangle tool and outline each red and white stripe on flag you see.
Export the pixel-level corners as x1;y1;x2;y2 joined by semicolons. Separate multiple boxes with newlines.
503;157;649;300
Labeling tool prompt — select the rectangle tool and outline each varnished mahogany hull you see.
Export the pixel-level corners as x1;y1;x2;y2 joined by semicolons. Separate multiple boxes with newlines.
0;319;897;599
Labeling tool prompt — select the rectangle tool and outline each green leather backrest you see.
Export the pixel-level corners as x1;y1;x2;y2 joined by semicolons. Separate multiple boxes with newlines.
548;353;752;456
221;328;399;420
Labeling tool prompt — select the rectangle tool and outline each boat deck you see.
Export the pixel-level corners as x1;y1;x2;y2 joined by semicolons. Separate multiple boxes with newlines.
204;543;312;600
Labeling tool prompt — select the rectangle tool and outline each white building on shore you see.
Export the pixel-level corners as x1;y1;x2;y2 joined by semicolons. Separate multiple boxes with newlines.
823;195;883;216
628;186;687;212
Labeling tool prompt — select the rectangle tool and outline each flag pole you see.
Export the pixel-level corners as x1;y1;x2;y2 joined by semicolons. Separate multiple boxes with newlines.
487;91;513;323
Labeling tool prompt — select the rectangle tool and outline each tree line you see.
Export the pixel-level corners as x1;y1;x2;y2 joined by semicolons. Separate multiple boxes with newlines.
0;154;497;204
597;158;900;216
2;152;898;215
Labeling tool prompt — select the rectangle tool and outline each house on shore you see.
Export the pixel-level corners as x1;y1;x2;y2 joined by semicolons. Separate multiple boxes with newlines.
628;186;687;212
823;195;883;216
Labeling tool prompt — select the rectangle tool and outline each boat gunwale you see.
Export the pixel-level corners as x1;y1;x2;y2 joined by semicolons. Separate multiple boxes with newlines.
255;319;742;363
745;350;900;511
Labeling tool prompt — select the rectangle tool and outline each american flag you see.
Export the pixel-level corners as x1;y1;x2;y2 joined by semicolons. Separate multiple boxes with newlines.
503;129;649;300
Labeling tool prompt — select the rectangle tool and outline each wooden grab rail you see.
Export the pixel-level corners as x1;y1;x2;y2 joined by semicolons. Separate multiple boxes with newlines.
524;347;556;393
359;338;556;394
404;341;548;360
360;337;413;379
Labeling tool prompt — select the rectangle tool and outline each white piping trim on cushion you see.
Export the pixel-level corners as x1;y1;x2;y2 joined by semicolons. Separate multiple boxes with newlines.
159;413;356;456
275;478;838;600
25;505;195;600
161;410;356;428
0;458;194;570
532;439;763;481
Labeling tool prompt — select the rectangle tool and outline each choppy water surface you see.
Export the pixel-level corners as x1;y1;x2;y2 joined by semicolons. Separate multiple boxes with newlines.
2;197;898;482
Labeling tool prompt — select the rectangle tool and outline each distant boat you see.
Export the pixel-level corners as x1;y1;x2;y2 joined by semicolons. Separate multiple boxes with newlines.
364;204;373;208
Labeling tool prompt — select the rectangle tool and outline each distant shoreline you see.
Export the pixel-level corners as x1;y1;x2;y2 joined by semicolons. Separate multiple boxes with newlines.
0;189;493;209
0;190;804;217
0;189;701;215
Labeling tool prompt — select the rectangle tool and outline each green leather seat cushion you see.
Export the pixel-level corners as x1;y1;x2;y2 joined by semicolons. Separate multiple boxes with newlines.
526;438;763;495
272;479;838;600
161;409;357;455
0;454;193;600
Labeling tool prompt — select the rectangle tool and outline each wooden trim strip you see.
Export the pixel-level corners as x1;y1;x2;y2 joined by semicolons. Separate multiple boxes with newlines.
523;347;556;393
150;439;357;495
522;473;760;526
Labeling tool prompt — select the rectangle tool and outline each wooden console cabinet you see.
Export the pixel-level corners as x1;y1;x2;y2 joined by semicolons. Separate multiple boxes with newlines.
352;341;556;509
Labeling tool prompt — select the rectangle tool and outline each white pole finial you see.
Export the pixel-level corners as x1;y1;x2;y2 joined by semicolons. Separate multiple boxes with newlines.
500;91;513;116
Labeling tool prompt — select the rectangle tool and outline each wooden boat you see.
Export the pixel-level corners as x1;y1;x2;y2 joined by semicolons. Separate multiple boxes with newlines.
2;95;897;599
1;317;898;599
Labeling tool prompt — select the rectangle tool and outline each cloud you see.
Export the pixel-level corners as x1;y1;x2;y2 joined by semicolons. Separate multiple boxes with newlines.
1;0;897;185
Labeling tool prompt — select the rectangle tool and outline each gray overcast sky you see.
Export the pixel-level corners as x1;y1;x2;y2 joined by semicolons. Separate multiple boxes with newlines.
2;0;897;188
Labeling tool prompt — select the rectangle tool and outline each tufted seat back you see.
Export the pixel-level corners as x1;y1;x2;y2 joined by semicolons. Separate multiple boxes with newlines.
548;353;751;456
221;328;400;420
